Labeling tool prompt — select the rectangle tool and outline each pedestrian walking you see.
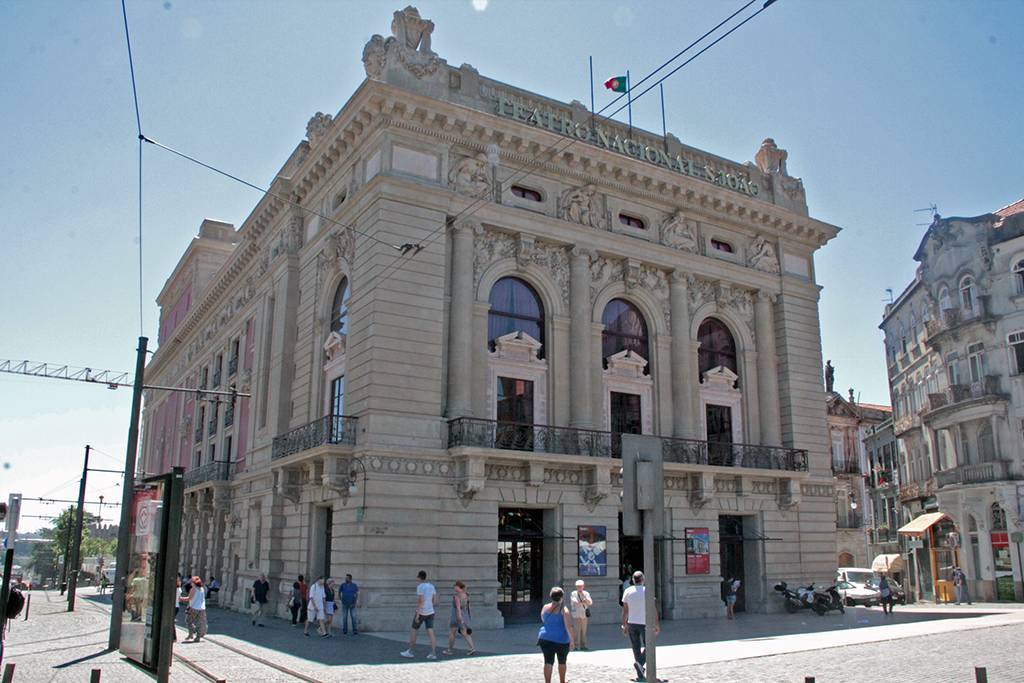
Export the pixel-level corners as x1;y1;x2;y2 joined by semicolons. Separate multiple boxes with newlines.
878;574;894;615
298;574;309;624
173;577;182;642
339;573;359;635
182;576;208;642
443;580;475;655
537;586;574;683
722;576;740;619
953;566;972;605
305;576;328;637
324;579;337;634
622;570;659;682
289;580;302;624
569;579;592;651
251;572;270;626
400;570;439;659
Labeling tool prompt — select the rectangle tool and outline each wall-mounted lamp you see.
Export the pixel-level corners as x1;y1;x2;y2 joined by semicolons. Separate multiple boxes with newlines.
348;456;367;521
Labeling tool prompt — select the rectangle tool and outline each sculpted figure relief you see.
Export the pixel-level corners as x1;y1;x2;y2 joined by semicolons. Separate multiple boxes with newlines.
305;112;333;145
559;184;603;229
362;6;443;80
755;138;788;175
362;35;387;80
660;211;699;253
748;234;780;274
392;5;435;53
448;153;492;199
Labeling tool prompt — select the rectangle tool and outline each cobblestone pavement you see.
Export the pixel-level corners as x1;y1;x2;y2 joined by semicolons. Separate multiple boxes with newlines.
4;588;1024;682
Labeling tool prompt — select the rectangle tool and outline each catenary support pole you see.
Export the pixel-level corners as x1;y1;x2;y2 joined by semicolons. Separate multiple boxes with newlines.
643;508;657;683
109;336;148;650
68;445;91;611
59;522;72;595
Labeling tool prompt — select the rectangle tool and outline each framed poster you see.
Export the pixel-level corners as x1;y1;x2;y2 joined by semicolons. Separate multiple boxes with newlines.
577;525;607;576
685;527;711;574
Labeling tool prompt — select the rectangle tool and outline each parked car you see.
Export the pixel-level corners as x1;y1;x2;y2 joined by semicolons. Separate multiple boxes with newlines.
866;577;907;605
835;580;881;606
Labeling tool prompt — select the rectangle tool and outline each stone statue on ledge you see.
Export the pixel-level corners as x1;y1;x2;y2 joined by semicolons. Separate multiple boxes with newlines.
755;138;788;175
825;360;835;393
362;6;444;81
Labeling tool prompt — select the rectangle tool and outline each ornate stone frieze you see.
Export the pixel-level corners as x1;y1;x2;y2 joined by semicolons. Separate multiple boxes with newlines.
687;276;754;324
544;468;582;485
590;256;670;328
660;211;699;253
800;483;834;498
362;6;444;80
747;234;780;274
322;228;356;270
473;230;569;308
449;152;493;199
486;464;528;482
558;184;605;230
305;112;333;146
365;455;453;478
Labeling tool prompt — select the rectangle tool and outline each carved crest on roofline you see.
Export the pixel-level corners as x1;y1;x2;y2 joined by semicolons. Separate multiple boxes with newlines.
362;6;445;81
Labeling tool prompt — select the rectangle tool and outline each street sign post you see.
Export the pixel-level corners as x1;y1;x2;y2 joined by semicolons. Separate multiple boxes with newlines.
621;434;663;683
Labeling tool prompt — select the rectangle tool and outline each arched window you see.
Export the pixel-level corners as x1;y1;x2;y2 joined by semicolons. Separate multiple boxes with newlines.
698;318;737;378
939;286;952;311
1014;260;1024;295
601;299;649;371
838;552;855;567
488;277;545;354
991;503;1007;531
978;422;995;462
330;278;350;335
959;275;975;312
967;514;978;532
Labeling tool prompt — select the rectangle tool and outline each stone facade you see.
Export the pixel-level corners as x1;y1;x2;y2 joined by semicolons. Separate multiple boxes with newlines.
139;6;841;629
880;202;1024;602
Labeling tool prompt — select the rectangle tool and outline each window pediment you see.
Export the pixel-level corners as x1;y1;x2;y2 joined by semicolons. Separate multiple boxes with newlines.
324;331;347;361
702;364;739;390
491;331;543;364
605;349;648;379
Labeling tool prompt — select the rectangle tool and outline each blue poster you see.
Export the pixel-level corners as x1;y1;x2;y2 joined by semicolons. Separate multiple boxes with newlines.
578;525;607;576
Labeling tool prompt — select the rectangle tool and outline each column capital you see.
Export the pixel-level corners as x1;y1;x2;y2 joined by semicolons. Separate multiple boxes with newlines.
451;218;481;236
756;290;777;304
670;269;689;285
571;245;595;261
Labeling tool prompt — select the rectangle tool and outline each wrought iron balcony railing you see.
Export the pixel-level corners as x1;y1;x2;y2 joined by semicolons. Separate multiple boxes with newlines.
446;417;809;472
183;460;231;488
271;414;358;460
228;356;238;376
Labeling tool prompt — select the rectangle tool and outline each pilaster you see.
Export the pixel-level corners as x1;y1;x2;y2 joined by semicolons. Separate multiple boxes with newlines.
670;271;695;438
570;246;594;428
446;220;476;417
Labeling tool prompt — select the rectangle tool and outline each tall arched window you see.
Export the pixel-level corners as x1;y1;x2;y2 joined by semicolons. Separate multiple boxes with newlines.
601;299;649;371
939;286;952;311
488;277;545;354
978;422;996;462
1014;260;1024;295
698;318;737;378
330;278;350;335
959;275;975;312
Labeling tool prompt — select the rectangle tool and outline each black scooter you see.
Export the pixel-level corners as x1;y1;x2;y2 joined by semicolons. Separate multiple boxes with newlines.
810;584;845;615
775;581;844;615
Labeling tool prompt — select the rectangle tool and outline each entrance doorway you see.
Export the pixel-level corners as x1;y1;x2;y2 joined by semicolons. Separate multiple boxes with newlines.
498;508;544;623
311;506;333;581
617;512;663;604
719;515;745;612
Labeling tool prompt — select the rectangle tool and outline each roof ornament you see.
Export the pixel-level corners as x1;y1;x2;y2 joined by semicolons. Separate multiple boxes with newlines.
363;6;445;81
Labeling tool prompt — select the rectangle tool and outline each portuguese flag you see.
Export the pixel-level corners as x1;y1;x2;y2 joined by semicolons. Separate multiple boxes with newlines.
604;75;628;93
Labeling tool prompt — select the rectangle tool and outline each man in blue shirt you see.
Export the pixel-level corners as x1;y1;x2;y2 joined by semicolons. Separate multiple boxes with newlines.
339;574;360;635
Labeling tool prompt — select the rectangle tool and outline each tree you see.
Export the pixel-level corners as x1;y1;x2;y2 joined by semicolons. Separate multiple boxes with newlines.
26;506;112;580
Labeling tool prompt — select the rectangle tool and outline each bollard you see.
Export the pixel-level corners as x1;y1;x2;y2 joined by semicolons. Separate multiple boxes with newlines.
975;667;988;683
24;593;31;620
2;663;16;683
90;669;101;682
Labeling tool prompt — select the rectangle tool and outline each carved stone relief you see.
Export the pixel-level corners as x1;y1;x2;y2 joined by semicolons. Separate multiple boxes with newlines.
688;276;754;324
473;229;569;308
748;234;780;274
660;211;699;253
305;112;333;146
558;184;605;230
590;256;670;328
448;152;493;199
323;228;355;270
362;6;444;81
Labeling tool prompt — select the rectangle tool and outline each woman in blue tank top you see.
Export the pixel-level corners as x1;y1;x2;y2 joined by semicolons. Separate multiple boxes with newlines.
537;586;574;683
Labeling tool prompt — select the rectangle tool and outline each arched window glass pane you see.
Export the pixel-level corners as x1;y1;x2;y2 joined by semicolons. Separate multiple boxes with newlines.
698;318;738;377
330;278;350;334
488;277;544;355
601;299;650;372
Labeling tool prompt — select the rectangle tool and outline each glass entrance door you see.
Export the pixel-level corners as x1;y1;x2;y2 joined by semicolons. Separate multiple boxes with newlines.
498;508;544;623
719;515;746;612
707;404;734;466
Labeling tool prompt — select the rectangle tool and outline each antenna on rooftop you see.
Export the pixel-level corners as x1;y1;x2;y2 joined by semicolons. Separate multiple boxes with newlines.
914;204;939;226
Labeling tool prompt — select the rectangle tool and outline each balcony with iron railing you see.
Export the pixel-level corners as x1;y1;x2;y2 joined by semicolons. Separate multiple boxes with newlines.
183;459;231;488
923;376;1006;423
271;414;358;460
925;297;994;344
899;477;936;502
446;417;809;472
935;459;1016;488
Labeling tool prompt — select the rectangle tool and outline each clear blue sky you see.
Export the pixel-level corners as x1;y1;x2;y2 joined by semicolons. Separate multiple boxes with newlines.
2;0;1022;530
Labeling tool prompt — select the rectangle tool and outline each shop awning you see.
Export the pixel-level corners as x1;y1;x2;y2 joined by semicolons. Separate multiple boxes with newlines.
898;512;948;536
871;553;904;573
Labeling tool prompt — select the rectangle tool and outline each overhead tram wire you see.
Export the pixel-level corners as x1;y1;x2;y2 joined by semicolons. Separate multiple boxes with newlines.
121;0;144;337
358;0;781;294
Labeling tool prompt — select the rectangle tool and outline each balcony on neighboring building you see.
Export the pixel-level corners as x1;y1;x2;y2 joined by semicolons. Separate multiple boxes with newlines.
925;297;995;346
893;412;921;436
183;459;231;488
922;376;1007;426
899;477;937;503
935;459;1016;488
446;417;809;473
271;414;358;460
833;459;860;475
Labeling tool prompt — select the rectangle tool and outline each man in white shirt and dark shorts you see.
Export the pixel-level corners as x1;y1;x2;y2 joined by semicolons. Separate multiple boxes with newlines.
621;570;659;682
401;570;439;659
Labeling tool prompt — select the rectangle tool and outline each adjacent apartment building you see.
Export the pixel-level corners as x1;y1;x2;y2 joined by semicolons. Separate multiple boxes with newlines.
138;6;842;628
880;202;1024;602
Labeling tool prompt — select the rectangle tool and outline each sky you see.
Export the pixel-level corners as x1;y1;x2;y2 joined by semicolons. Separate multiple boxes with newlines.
1;0;1022;531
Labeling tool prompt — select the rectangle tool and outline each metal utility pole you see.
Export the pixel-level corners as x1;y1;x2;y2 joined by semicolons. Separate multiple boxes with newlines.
59;524;72;595
109;336;148;650
67;445;90;612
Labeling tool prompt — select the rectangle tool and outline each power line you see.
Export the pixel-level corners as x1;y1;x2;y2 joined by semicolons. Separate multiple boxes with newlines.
359;0;781;293
121;0;145;338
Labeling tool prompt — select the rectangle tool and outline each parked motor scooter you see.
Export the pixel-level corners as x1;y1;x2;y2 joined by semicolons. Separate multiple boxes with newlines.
774;581;816;613
810;584;845;616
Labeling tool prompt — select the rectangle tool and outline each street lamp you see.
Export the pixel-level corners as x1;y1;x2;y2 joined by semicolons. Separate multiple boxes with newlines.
347;457;367;521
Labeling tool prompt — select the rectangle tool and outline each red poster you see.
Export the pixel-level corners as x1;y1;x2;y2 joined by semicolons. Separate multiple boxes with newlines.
685;527;710;574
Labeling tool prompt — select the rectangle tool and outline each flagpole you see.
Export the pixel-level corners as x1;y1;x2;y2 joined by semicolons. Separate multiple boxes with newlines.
660;82;667;152
589;56;595;131
626;69;632;136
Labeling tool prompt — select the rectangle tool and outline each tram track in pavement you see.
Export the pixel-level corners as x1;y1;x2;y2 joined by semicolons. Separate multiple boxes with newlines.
78;594;323;682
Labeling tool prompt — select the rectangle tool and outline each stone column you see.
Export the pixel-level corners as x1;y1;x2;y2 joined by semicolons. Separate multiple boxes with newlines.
446;220;475;417
755;291;782;446
570;247;593;428
670;272;695;438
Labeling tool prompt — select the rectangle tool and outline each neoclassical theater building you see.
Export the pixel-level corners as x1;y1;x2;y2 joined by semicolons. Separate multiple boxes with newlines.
139;7;841;627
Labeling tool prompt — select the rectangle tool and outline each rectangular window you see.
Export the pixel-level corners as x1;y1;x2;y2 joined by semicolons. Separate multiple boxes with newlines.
946;353;960;386
225;435;233;462
618;213;646;230
208;443;216;465
330;376;346;417
1010;332;1024;375
192;449;201;469
711;239;734;253
201;366;209;389
496;377;534;450
610;392;643;435
968;343;984;383
705;403;733;466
